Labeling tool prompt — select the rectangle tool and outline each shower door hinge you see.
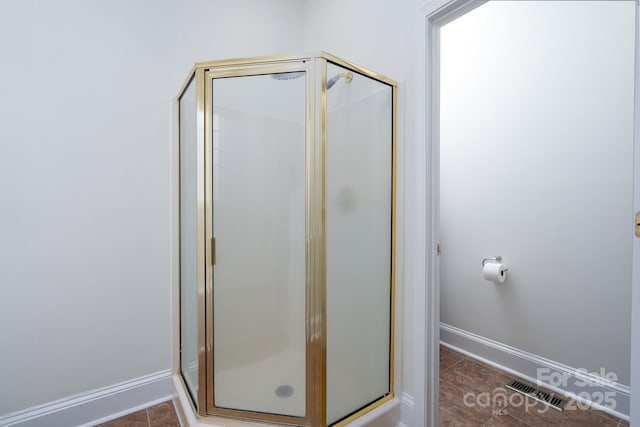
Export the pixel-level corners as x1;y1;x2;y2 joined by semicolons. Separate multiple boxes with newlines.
210;238;216;266
436;242;441;256
636;213;640;238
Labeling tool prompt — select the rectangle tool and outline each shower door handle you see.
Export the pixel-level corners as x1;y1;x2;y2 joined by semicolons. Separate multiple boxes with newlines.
210;238;216;266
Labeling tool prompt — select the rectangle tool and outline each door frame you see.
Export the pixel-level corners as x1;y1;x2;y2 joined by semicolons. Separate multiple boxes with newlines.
413;1;640;425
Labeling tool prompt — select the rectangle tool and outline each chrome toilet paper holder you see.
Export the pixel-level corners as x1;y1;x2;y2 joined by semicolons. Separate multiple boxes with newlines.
482;255;508;271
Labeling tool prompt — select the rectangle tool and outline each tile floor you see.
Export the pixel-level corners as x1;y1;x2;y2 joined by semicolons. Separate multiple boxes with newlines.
439;345;629;427
96;400;180;427
100;350;630;427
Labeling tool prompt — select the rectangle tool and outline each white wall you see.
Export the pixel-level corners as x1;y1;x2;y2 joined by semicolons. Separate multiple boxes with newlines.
304;1;417;84
0;0;305;417
439;0;635;385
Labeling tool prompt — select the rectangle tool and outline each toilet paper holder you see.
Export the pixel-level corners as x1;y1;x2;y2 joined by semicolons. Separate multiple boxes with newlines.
482;255;508;271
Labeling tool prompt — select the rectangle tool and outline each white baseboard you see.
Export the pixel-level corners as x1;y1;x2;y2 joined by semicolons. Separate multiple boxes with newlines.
399;392;415;413
398;392;415;427
0;370;173;427
440;323;630;420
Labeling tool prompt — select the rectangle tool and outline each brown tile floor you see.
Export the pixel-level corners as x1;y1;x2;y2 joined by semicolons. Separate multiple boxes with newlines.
439;345;630;427
96;400;179;427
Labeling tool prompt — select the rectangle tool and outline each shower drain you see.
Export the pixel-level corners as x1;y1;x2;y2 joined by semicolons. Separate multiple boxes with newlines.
275;384;294;398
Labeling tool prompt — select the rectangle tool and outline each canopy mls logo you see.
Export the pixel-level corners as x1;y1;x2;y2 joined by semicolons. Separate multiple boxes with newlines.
462;386;553;414
462;368;620;414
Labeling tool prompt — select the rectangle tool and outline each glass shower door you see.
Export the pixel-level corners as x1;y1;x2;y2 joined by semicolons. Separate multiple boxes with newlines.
325;62;394;425
179;76;200;406
210;71;307;418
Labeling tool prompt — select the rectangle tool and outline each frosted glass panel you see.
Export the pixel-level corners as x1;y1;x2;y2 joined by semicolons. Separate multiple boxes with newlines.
325;63;393;425
212;72;306;417
179;77;199;405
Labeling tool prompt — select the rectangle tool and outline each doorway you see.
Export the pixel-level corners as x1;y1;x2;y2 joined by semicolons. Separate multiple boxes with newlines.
415;1;640;425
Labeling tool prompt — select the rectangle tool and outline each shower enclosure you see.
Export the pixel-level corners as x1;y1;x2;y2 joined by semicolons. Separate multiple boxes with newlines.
176;52;396;426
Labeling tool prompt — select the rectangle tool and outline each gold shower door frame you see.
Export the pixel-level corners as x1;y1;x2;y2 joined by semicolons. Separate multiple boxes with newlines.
177;52;397;427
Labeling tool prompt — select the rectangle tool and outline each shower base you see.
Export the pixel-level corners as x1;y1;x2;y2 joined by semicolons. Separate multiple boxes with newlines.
214;348;306;417
173;371;400;427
